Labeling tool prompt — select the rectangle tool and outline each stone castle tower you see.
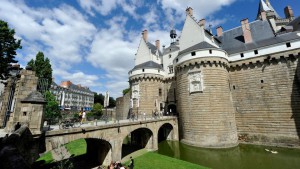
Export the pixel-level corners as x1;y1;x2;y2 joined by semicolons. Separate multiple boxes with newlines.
117;0;300;148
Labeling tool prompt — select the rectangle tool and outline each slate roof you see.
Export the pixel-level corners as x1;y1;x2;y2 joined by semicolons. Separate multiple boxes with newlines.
147;42;162;56
21;91;46;104
288;16;300;31
131;61;163;71
217;19;300;55
178;41;217;56
163;43;180;55
217;20;273;54
68;83;92;93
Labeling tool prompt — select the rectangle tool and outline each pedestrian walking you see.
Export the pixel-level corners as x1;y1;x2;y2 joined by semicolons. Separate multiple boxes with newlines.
81;111;86;124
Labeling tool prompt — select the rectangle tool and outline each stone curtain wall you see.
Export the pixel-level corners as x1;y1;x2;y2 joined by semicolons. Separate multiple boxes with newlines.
176;57;238;148
230;50;300;145
116;92;131;120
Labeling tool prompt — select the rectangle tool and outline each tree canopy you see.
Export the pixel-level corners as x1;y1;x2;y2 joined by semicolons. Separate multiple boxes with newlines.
44;91;61;120
27;51;53;90
0;20;22;81
122;87;130;96
91;103;103;117
94;93;116;108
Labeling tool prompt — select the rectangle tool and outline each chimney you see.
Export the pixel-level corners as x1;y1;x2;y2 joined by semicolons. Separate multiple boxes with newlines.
241;18;253;43
142;30;148;42
155;40;160;50
186;7;193;16
284;6;294;20
261;11;267;21
198;19;206;27
216;26;223;37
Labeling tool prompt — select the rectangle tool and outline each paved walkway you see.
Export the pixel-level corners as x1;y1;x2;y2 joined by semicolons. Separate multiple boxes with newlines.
0;115;173;137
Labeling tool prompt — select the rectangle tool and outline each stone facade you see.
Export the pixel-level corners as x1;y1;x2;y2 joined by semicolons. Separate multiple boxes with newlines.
50;81;94;111
45;117;178;165
0;69;46;134
116;92;131;119
116;1;300;148
176;56;237;148
230;51;300;145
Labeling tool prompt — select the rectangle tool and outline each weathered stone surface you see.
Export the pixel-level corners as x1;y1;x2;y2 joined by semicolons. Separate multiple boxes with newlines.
176;56;238;148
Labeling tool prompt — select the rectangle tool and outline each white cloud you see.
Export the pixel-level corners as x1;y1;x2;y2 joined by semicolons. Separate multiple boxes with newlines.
53;68;101;88
77;0;139;18
86;16;138;97
158;0;236;25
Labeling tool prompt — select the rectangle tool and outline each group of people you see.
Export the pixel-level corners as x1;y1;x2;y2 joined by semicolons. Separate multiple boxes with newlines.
106;157;134;169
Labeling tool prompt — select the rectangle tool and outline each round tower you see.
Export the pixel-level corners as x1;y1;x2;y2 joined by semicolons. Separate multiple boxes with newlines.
175;47;238;148
128;62;164;117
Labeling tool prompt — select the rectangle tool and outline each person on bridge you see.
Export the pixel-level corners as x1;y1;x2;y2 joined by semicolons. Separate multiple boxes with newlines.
81;111;86;124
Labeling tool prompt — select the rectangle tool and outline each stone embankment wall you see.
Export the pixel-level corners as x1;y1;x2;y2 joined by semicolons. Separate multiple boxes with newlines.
176;56;238;148
230;50;300;146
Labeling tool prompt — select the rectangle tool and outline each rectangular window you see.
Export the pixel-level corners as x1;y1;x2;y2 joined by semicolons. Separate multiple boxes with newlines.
169;66;174;74
240;53;244;58
254;50;258;55
159;88;162;96
209;50;212;54
286;42;291;48
191;51;196;56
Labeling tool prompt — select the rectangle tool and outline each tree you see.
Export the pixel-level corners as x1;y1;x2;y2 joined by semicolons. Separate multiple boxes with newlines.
94;92;116;108
0;20;22;81
27;51;52;90
123;88;130;96
94;93;104;104
108;97;116;108
44;91;61;120
91;103;103;117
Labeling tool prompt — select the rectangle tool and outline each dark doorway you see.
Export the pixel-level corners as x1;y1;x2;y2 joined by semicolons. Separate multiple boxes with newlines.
167;104;177;116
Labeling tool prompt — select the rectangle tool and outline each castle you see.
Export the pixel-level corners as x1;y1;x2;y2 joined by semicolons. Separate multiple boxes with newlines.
116;0;300;148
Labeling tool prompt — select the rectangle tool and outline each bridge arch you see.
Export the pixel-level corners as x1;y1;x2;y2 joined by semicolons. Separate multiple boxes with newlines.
85;138;112;167
158;123;174;143
121;127;153;158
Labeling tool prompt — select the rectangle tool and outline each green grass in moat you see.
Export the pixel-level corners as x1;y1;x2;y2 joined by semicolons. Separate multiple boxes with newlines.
36;151;53;164
36;138;86;164
123;152;209;169
65;138;86;156
37;139;209;169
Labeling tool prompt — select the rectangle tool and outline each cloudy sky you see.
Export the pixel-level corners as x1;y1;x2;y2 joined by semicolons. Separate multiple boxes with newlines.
1;0;299;98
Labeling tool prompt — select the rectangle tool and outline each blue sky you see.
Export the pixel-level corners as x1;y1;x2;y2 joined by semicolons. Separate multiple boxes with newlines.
1;0;299;98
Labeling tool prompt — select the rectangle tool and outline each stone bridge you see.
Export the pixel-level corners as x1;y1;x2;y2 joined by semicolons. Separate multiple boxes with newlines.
45;117;179;166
